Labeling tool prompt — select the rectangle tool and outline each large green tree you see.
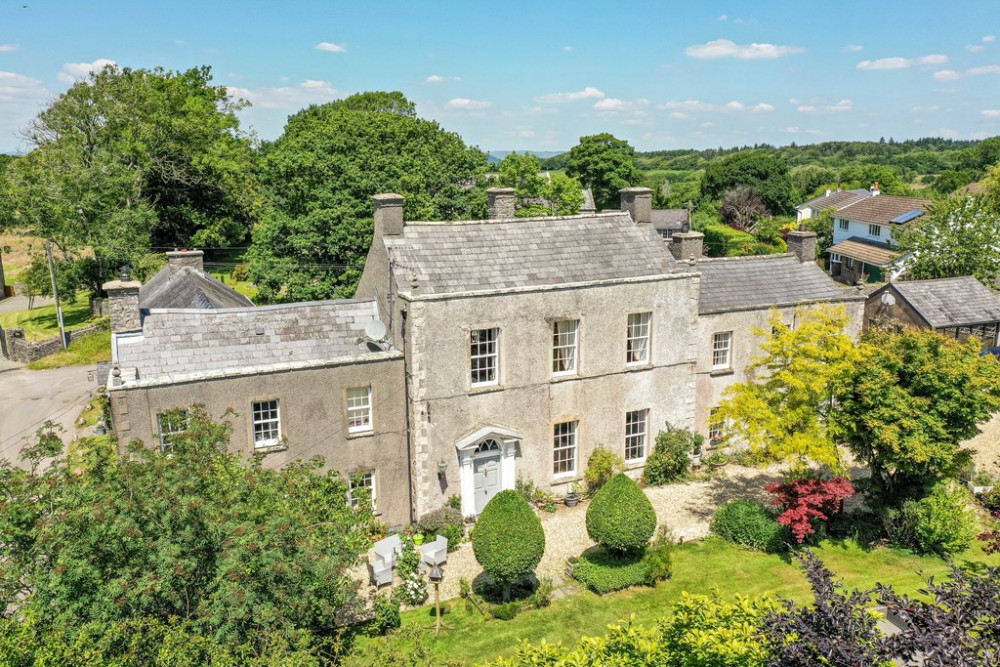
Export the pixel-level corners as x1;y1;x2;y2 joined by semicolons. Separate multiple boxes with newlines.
1;65;258;267
835;329;1000;502
0;407;377;661
246;91;488;302
497;152;584;217
895;194;1000;285
701;150;793;215
565;133;640;210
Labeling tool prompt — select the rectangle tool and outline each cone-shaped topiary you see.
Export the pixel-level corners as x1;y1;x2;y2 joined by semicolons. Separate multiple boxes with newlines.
586;473;656;553
471;489;545;600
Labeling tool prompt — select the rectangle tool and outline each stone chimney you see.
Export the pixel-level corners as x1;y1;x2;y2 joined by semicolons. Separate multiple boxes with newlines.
669;231;704;261
870;181;880;197
103;279;142;334
487;187;516;219
787;230;818;263
372;193;405;237
619;187;653;225
166;249;204;275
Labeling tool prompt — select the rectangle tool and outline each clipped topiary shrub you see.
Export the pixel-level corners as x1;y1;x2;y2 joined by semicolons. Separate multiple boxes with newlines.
586;473;657;554
571;548;651;594
418;506;464;552
471;490;545;600
711;499;787;553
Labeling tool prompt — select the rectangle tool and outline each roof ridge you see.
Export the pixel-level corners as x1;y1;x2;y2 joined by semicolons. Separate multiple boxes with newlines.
403;211;625;227
147;297;376;315
697;253;796;264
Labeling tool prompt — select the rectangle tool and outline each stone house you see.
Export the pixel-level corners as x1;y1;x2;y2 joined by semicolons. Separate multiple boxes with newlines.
105;255;411;526
865;277;1000;347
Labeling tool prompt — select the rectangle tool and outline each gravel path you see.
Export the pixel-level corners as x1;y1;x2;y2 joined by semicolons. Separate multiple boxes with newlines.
966;413;1000;477
371;463;786;604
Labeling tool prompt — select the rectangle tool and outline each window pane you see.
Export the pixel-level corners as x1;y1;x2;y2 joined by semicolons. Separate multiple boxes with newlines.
348;470;376;509
553;421;578;475
626;312;651;364
347;386;372;433
624;409;648;461
552;320;579;374
157;410;190;451
712;332;732;369
709;407;723;447
471;328;499;386
252;399;280;447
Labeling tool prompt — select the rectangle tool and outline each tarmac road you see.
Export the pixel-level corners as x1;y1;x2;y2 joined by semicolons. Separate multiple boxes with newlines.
0;365;96;467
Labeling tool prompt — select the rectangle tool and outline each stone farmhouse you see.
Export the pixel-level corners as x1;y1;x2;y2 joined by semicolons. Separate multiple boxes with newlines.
107;188;864;525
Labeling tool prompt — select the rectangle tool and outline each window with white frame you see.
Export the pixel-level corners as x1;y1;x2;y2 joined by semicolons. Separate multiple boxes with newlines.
838;219;849;230
470;328;499;386
156;410;190;451
712;331;732;370
552;319;579;375
346;386;373;433
708;407;723;447
869;224;881;237
553;421;578;475
348;470;376;509
624;409;649;462
252;399;281;448
626;312;651;365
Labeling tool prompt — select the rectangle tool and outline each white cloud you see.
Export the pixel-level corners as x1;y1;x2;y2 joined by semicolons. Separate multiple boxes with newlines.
718;14;727;21
668;111;688;120
594;98;627;111
982;109;1000;118
226;79;339;109
844;44;864;52
984;35;997;43
912;105;940;112
513;126;535;138
535;86;605;104
933;64;1000;80
939;127;959;138
658;99;714;111
0;70;47;104
781;126;823;136
797;99;852;114
685;38;805;59
967;45;985;53
563;46;573;52
446;97;491;110
0;44;18;52
828;99;853;112
58;58;116;83
657;99;773;113
857;54;947;70
425;74;445;84
700;121;714;129
315;42;346;52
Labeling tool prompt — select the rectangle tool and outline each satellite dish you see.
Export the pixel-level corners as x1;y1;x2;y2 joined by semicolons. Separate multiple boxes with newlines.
880;292;896;306
364;320;387;342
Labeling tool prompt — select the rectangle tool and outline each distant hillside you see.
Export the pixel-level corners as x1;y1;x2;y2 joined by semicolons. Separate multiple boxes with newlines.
488;150;566;164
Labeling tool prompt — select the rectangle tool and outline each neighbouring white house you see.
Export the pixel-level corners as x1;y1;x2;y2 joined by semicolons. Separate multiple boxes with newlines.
795;188;870;223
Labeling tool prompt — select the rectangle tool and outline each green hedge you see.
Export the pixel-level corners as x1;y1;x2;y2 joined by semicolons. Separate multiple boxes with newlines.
471;490;545;594
711;499;788;552
417;507;464;552
903;481;977;555
571;548;652;594
703;224;755;257
586;474;657;553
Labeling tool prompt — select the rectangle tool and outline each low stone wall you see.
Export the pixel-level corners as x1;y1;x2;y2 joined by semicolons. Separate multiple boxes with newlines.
3;322;108;364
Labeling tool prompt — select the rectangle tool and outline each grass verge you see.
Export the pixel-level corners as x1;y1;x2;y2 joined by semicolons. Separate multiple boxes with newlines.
0;291;97;340
26;328;111;370
348;536;1000;666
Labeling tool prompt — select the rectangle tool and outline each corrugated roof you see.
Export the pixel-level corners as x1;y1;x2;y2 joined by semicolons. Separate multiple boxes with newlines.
888;277;1000;328
117;299;392;384
837;195;932;226
139;266;254;311
797;189;870;212
697;254;856;314
828;237;901;267
384;212;679;296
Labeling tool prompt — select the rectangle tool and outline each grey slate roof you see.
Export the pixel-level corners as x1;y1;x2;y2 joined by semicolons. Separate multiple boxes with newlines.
117;299;391;385
140;266;254;311
837;195;932;226
384;212;679;296
889;277;1000;328
797;189;870;212
650;209;690;233
697;254;856;314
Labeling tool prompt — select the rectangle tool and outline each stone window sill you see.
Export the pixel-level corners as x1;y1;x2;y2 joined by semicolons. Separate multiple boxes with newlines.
624;363;653;373
254;443;288;455
346;430;376;441
710;368;734;377
469;383;504;396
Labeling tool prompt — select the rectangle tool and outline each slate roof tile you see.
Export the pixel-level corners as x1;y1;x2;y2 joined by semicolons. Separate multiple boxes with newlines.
889;277;1000;328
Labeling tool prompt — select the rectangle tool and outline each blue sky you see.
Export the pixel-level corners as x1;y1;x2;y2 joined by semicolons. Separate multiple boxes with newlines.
2;0;999;154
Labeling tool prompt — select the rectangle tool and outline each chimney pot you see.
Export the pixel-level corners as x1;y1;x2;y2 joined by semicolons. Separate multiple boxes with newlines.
670;231;704;261
166;249;204;275
486;187;517;219
372;193;405;237
103;279;142;333
619;187;653;225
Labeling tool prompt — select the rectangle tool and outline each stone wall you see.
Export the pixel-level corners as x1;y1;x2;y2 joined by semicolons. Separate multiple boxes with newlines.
3;322;108;364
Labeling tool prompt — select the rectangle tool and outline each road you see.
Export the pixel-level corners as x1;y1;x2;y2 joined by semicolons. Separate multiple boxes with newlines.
0;365;96;467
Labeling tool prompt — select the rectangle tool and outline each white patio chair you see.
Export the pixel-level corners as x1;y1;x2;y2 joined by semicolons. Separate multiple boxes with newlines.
421;534;448;567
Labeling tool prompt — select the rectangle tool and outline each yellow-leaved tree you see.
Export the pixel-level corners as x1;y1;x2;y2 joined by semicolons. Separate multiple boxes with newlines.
710;305;868;472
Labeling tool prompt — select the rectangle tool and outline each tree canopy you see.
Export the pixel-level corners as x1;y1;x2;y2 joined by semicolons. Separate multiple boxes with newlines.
0;408;377;662
1;65;259;267
701;149;794;216
895;194;1000;285
565;133;640;210
246;91;488;302
497;152;584;217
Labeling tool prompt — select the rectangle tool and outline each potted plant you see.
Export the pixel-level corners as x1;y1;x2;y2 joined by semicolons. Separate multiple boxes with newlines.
706;452;730;468
565;482;581;507
691;441;702;468
413;532;425;546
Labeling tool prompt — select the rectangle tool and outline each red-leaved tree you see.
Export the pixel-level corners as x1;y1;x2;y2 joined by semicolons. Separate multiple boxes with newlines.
765;476;855;544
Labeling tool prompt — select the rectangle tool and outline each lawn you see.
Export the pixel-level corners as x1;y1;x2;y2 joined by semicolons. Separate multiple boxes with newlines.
0;291;97;340
208;270;258;301
26;328;111;369
349;536;1000;666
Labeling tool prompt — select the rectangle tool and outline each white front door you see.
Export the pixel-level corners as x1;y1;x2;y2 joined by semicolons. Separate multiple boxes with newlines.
473;454;501;513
